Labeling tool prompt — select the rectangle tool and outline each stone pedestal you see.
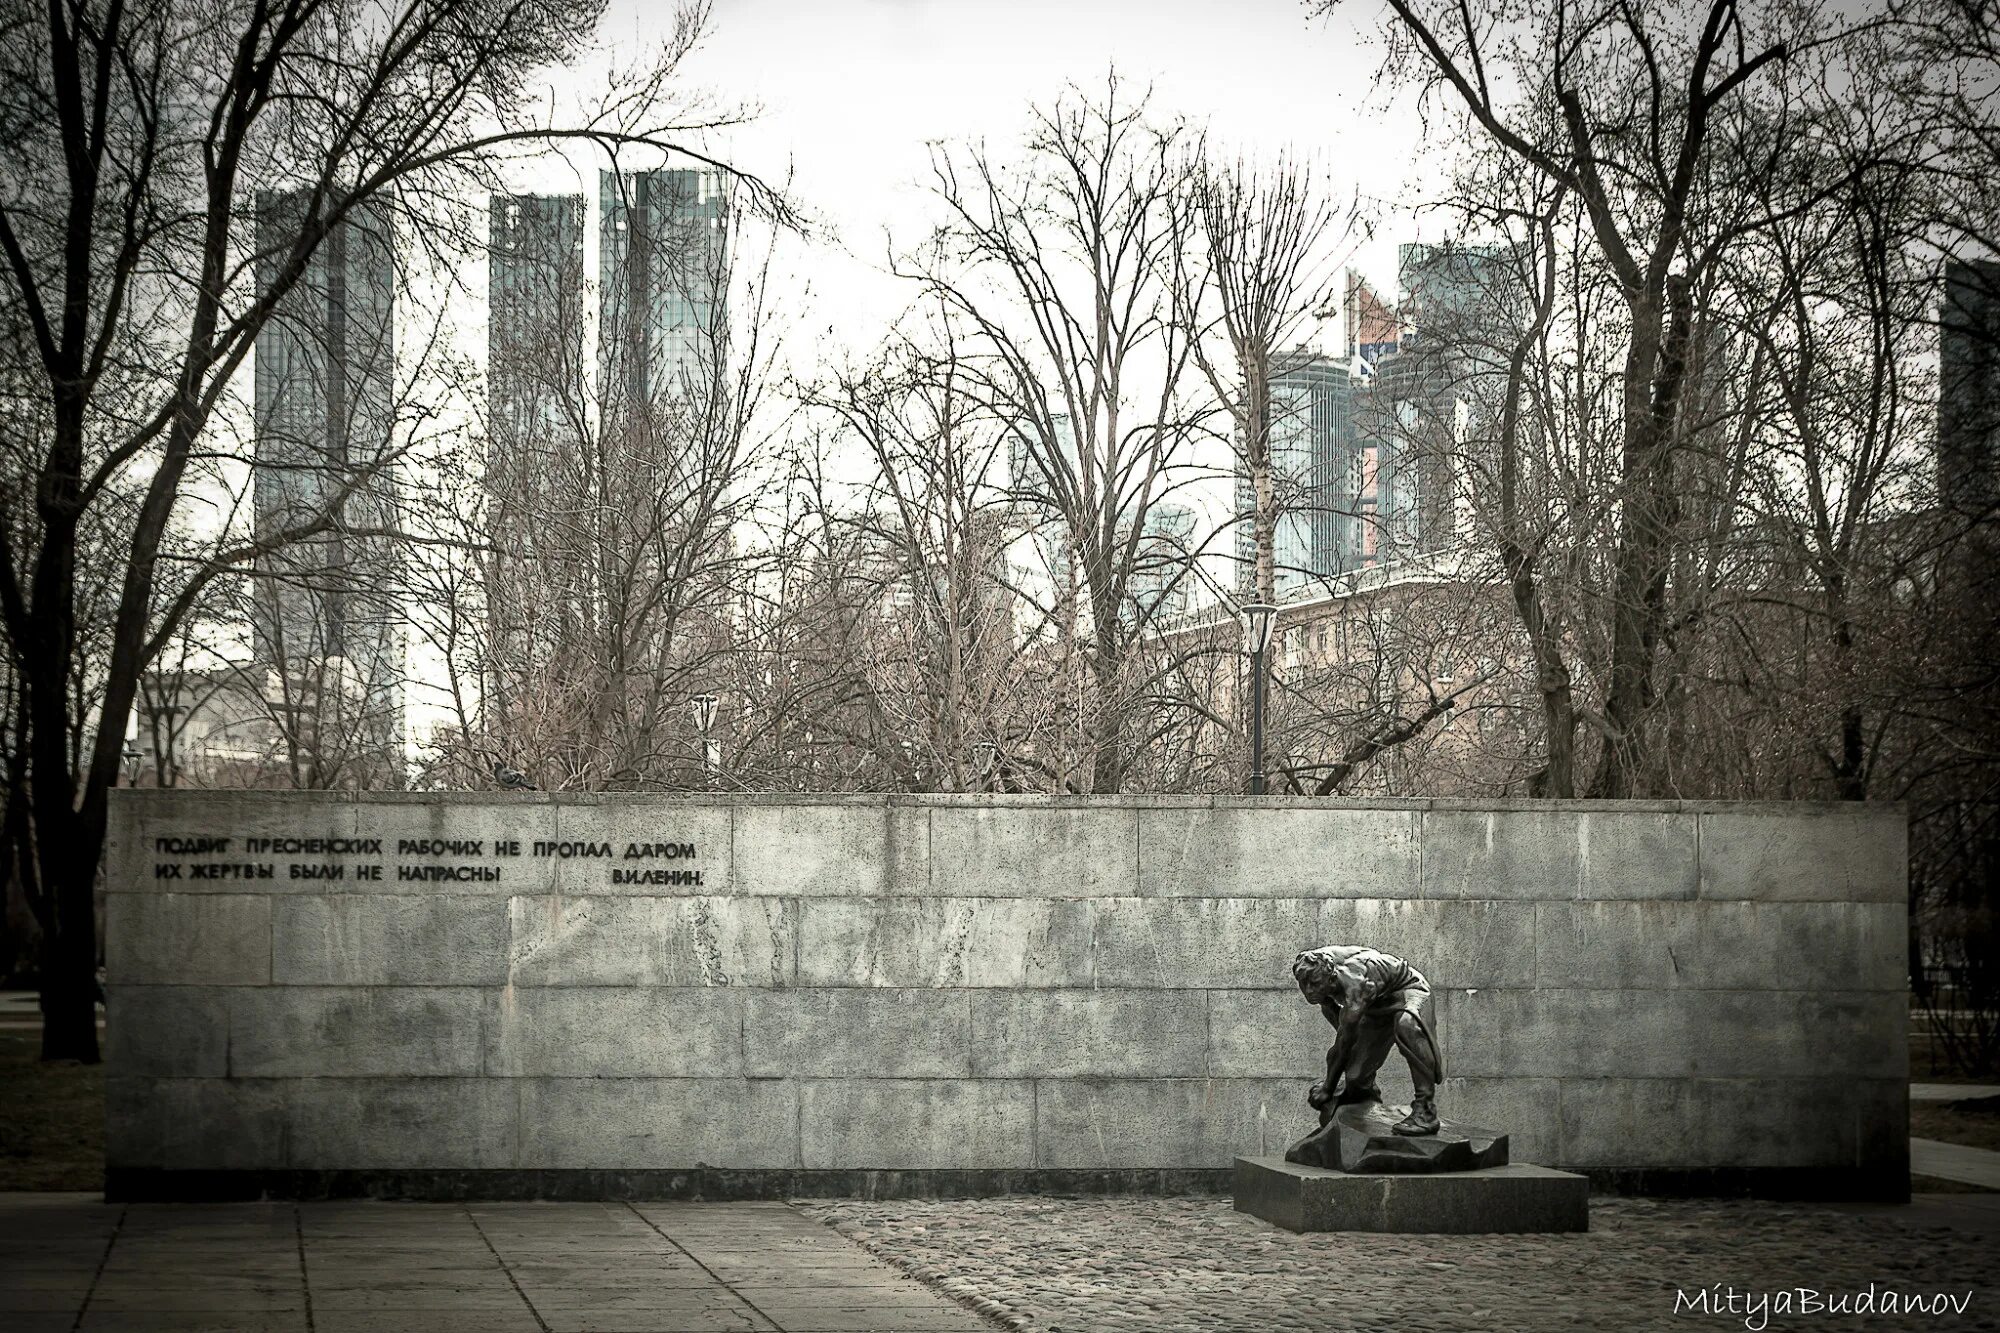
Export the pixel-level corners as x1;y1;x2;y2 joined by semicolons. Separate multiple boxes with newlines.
1234;1156;1590;1234
1285;1102;1509;1174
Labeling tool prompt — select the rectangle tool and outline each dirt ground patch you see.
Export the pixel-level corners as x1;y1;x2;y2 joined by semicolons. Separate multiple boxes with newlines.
0;1029;102;1191
1912;1098;2000;1154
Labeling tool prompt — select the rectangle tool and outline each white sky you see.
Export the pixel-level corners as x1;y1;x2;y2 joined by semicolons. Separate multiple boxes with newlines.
600;0;1442;363
266;0;1469;753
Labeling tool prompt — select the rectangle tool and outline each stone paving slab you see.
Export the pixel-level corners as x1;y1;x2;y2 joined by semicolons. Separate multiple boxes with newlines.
1911;1083;2000;1102
1912;1137;2000;1190
0;1195;1003;1333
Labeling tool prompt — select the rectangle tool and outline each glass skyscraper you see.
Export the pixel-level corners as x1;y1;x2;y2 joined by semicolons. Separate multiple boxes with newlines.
250;188;403;774
598;167;731;410
1236;353;1365;593
490;193;585;448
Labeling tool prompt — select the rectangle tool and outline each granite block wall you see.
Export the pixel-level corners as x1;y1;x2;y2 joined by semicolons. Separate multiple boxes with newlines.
103;793;1908;1198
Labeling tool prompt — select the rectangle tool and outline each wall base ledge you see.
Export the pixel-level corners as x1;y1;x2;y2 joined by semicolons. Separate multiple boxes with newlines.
1583;1167;1910;1202
103;1164;1909;1203
102;1167;1237;1202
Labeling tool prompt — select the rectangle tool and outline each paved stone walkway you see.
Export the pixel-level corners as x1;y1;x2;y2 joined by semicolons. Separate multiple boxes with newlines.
1912;1083;2000;1102
0;1196;999;1333
1914;1138;2000;1190
798;1196;2000;1333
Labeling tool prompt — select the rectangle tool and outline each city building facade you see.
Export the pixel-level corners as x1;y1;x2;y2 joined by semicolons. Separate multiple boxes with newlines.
249;190;403;783
598;167;732;411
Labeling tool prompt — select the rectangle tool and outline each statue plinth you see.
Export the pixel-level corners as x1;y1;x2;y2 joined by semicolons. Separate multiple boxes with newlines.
1284;1101;1510;1174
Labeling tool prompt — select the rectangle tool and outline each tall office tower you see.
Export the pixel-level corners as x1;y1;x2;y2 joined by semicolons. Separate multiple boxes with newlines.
598;167;731;412
1941;259;2000;523
1364;242;1519;557
486;194;585;727
251;189;403;780
1009;413;1080;511
1130;501;1196;622
490;194;585;452
1235;353;1360;594
1399;242;1514;358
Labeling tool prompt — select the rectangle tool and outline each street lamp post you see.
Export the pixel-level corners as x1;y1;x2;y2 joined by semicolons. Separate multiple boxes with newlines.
691;694;718;789
1242;602;1277;796
971;741;999;793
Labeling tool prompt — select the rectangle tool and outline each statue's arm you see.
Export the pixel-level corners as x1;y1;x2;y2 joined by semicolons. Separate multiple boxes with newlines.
1319;1002;1347;1092
1313;980;1373;1104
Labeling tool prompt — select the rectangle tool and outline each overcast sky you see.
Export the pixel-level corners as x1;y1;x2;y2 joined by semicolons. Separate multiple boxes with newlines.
587;0;1440;362
393;0;1455;743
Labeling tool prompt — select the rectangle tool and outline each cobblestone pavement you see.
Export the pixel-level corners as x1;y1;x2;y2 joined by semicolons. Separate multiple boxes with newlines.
797;1196;2000;1333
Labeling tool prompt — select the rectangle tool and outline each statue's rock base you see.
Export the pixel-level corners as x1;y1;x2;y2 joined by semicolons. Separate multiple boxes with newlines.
1234;1156;1590;1234
1284;1102;1509;1173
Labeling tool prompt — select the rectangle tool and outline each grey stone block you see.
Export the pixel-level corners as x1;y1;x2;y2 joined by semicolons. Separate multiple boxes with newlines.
1319;900;1537;988
731;803;926;897
1090;898;1324;989
358;800;558;894
551;802;729;895
1698;805;1905;902
1448;989;1906;1079
1092;899;1532;991
928;806;1136;897
1691;902;1907;992
1034;1078;1300;1168
1234;1156;1588;1233
1138;807;1418;898
1556;1075;1703;1169
744;989;968;1077
273;896;508;985
106;893;271;985
508;896;793;987
1534;901;1908;991
1205;988;1331;1080
796;898;1094;988
104;986;229;1077
521;1078;798;1168
800;1079;1033;1169
486;987;744;1078
1532;901;1698;990
286;1078;517;1169
1423;809;1696;901
111;792;362;893
106;1076;286;1168
1556;1077;1891;1171
1439;1077;1560;1165
969;989;1205;1077
229;987;485;1077
1854;1078;1911;1173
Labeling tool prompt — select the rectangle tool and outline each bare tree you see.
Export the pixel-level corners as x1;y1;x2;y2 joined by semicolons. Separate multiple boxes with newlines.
802;316;1053;790
900;75;1211;792
409;170;788;793
0;0;783;1060
1190;151;1356;607
1337;0;1863;795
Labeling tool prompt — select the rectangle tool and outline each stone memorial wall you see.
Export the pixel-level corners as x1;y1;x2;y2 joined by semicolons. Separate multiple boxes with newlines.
103;792;1908;1200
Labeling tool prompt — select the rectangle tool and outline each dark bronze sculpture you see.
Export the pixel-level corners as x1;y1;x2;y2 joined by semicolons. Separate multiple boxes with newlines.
1281;944;1511;1173
1292;944;1442;1136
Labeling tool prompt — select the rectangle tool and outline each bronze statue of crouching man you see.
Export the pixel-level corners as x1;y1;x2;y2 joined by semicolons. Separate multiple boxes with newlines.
1294;945;1443;1136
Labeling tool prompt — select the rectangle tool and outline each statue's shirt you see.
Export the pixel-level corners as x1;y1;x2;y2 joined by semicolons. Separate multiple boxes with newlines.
1330;948;1431;1011
1317;946;1444;1078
